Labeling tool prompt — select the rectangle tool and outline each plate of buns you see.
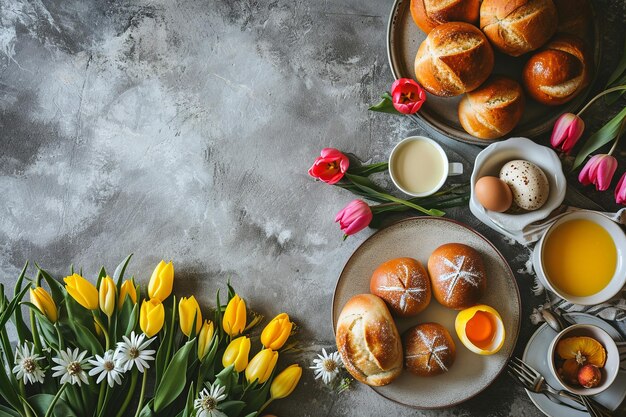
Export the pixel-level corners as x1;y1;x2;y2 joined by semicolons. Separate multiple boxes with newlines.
387;0;599;145
332;217;520;408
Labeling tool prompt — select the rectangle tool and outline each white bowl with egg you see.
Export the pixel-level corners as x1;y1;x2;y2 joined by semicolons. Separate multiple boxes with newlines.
470;137;567;233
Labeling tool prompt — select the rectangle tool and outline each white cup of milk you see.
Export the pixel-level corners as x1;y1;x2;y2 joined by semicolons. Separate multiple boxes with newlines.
388;136;463;197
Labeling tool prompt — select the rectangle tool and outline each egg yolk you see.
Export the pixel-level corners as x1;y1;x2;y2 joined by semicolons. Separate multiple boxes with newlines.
465;310;495;349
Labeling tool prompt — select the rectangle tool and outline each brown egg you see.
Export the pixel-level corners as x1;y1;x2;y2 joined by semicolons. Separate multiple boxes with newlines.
475;176;513;212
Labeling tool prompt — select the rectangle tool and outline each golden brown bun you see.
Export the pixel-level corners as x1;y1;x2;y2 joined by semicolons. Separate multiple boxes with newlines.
458;76;526;140
370;257;432;317
414;22;494;97
335;294;403;386
428;243;487;310
410;0;480;34
553;0;591;37
404;323;456;376
522;34;592;105
480;0;558;57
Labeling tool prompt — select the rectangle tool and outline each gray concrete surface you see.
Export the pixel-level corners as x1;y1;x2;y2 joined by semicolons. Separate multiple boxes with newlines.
1;0;625;416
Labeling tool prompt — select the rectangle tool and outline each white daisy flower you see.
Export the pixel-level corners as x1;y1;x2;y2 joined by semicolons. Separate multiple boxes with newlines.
51;347;91;386
194;382;227;417
114;331;155;373
88;350;124;387
310;348;343;384
12;342;45;384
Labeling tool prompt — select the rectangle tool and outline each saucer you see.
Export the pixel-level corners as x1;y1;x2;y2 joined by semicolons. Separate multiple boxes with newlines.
522;312;626;417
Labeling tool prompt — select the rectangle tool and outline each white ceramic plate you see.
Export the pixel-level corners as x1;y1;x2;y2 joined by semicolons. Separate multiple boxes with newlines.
522;313;626;417
332;217;521;408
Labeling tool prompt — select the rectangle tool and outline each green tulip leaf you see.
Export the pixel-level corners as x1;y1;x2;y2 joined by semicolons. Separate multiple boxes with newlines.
345;174;446;217
0;365;21;411
124;302;139;337
155;296;176;386
138;399;156;417
215;364;237;395
181;383;195;417
573;106;626;170
0;405;20;417
243;413;259;417
13;262;28;297
27;394;78;417
113;254;133;287
348;162;389;177
369;92;402;115
0;285;30;330
153;340;196;412
219;400;246;416
37;266;66;304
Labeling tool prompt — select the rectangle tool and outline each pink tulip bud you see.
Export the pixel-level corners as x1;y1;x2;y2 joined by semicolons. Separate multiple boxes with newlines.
615;172;626;205
391;78;426;115
550;113;585;154
578;154;618;191
335;200;373;238
308;148;349;185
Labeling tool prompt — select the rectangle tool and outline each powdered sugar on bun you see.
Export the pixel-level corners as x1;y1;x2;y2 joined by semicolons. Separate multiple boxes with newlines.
370;258;432;317
428;243;487;310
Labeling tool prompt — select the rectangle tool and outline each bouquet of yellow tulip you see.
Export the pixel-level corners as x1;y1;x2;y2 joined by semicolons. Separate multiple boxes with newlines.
0;256;301;417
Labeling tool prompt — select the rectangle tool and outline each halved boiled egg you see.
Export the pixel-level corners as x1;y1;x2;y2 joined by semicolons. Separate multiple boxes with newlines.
455;304;505;355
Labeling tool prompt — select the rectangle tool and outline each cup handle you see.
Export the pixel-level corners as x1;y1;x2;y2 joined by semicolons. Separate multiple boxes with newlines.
448;162;463;176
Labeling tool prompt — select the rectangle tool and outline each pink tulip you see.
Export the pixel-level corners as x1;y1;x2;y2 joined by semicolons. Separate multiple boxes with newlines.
335;200;373;238
308;148;349;185
615;172;626;205
578;154;618;191
550;113;585;154
391;78;426;115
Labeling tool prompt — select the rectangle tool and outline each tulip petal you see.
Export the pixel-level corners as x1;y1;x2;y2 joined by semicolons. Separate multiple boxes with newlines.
615;173;626;204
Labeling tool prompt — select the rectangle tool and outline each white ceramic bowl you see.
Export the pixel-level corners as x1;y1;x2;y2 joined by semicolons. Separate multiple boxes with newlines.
547;324;620;396
532;210;626;305
470;137;566;233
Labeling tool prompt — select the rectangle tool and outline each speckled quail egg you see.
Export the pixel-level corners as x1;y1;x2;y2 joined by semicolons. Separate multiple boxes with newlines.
499;160;549;211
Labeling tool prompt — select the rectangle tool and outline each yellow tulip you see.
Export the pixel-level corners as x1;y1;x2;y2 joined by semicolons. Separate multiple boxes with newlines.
64;273;99;310
261;313;293;350
222;294;246;337
148;260;174;302
198;320;215;360
245;349;278;384
118;279;138;309
270;364;302;399
99;276;116;317
140;299;165;338
179;296;202;336
29;287;57;322
222;336;250;372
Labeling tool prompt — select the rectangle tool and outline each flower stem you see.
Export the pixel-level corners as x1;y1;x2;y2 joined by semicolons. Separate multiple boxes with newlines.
608;117;626;156
29;309;42;353
92;312;110;350
54;323;64;351
133;370;149;417
96;382;106;415
115;369;138;417
44;383;67;417
576;85;626;117
258;398;273;414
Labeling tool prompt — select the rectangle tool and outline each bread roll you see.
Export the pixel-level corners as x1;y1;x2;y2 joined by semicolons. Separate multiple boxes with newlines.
370;257;431;317
410;0;479;34
404;323;456;376
522;35;592;106
414;22;494;97
428;243;487;310
458;76;525;140
554;0;591;37
335;294;403;386
480;0;558;57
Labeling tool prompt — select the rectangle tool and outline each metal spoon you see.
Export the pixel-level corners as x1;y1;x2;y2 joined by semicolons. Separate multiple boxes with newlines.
541;308;565;332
